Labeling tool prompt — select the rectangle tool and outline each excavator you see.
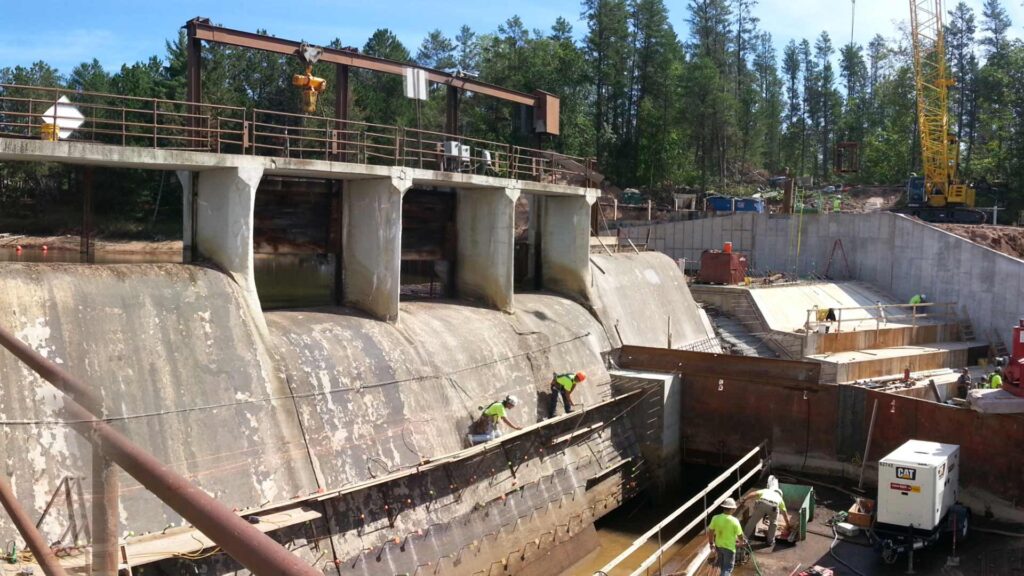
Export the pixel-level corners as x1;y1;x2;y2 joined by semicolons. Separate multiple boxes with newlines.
896;0;986;224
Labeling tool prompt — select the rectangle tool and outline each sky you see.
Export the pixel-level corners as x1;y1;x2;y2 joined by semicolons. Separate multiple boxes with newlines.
1;0;1022;74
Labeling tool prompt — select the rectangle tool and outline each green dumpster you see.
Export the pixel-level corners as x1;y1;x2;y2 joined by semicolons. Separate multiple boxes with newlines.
779;482;815;541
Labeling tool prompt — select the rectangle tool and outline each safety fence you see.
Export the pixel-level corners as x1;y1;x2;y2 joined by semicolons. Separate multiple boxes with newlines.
594;442;766;576
0;83;596;186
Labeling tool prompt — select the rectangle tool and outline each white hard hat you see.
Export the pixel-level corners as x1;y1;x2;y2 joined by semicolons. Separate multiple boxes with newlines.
504;395;519;407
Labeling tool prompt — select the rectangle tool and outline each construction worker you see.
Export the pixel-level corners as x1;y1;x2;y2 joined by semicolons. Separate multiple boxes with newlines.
708;498;747;576
909;293;926;305
741;485;789;546
467;395;521;445
548;371;586;418
988;369;1004;390
833;195;841;212
956;368;972;398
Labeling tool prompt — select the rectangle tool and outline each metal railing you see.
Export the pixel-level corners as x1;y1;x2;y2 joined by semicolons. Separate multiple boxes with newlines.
803;301;959;334
594;442;765;576
0;83;595;185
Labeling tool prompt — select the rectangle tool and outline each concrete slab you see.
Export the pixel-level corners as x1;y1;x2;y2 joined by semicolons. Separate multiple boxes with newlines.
747;281;934;333
808;341;982;383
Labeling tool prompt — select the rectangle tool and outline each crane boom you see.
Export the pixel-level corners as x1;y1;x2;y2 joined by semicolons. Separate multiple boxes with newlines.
905;0;981;222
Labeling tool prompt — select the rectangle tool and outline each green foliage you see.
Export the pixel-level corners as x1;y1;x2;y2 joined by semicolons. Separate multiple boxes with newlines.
8;0;1024;226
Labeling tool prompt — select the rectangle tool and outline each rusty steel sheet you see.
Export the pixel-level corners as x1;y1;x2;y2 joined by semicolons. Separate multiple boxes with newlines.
618;345;823;390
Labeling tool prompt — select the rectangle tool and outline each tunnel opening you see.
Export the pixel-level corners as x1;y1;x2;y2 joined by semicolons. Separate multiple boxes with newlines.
252;176;337;310
400;188;456;300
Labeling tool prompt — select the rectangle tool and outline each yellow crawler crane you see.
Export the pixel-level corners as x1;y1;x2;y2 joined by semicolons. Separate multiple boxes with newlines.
902;0;985;223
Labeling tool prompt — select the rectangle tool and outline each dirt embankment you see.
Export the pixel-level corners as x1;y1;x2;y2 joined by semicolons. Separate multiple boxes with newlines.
936;224;1024;259
0;234;182;254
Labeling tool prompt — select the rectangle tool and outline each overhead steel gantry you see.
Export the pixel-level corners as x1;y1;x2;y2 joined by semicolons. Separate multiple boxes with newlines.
184;18;561;136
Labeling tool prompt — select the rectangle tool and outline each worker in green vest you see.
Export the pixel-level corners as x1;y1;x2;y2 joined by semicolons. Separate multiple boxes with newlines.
989;369;1004;390
708;498;747;576
833;195;841;212
909;293;926;305
467;395;521;445
547;371;586;418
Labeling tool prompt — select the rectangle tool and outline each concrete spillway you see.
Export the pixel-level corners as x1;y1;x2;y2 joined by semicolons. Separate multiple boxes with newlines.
0;251;709;573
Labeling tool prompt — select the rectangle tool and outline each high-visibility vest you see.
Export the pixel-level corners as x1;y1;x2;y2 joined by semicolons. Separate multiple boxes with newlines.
554;374;576;392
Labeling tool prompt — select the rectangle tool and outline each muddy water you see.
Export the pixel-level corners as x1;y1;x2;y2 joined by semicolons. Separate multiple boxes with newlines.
561;466;725;576
0;247;335;309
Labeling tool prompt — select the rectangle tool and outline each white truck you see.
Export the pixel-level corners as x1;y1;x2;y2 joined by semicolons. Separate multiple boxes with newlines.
875;440;970;566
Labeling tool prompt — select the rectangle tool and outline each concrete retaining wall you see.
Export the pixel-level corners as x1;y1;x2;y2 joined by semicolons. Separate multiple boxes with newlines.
624;212;1024;350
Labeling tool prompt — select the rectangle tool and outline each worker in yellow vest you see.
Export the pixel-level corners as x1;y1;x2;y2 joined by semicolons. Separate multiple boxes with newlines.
708;498;747;576
547;371;586;418
467;395;521;445
989;369;1004;390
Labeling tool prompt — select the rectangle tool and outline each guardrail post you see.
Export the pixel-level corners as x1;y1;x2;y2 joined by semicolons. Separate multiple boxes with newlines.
152;99;158;148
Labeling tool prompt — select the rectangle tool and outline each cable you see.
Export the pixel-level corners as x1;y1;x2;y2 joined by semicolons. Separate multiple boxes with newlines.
745;542;765;576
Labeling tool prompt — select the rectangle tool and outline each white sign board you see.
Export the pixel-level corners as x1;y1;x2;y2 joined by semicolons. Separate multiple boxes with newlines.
404;68;429;101
41;96;85;139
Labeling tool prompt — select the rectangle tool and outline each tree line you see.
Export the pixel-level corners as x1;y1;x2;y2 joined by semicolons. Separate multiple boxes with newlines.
2;0;1024;233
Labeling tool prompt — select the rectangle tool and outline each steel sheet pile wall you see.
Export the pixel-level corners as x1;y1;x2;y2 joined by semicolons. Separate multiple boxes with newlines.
666;369;1024;507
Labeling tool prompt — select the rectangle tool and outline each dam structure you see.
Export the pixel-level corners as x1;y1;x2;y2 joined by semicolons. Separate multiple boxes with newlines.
0;24;718;575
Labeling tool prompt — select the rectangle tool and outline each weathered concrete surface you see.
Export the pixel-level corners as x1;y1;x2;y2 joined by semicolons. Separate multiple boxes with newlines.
589;252;718;350
0;264;317;542
624;212;1024;350
541;195;595;302
456;187;519;311
195;166;265;333
0;136;597;198
342;176;411;322
266;294;612;489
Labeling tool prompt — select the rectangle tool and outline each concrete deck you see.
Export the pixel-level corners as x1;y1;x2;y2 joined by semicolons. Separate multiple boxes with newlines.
0;137;599;198
747;281;935;333
808;341;983;383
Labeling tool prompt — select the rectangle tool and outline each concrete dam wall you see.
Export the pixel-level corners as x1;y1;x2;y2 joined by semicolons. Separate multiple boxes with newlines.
0;250;707;573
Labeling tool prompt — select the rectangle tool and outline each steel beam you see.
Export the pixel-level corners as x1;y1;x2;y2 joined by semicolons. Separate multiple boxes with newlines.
186;19;540;107
0;476;70;576
91;450;119;576
617;345;822;390
0;324;321;576
445;85;460;135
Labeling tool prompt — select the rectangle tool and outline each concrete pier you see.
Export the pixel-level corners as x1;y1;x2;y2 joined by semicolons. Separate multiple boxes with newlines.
456;186;520;311
541;194;596;301
342;175;412;322
195;165;265;331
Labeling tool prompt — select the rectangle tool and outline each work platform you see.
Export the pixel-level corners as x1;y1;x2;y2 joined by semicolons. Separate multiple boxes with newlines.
691;280;984;383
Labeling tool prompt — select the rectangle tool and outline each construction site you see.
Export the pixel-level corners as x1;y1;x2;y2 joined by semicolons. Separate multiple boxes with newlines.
0;4;1023;576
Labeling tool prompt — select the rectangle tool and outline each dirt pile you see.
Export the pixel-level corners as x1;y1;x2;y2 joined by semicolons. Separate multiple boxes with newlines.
937;224;1024;259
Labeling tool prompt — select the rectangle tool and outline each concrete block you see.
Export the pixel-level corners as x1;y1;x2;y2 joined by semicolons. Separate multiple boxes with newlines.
195;164;265;332
456;187;519;312
343;175;412;322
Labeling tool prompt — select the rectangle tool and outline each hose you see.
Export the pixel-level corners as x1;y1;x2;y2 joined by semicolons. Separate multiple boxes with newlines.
973;526;1024;538
829;524;869;576
745;543;764;576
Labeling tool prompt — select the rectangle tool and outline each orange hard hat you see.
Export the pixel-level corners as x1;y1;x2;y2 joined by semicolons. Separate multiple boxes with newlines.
575;371;587;382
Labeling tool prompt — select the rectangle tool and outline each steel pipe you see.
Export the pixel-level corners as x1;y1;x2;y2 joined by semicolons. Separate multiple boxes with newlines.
0;475;69;576
0;324;320;576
